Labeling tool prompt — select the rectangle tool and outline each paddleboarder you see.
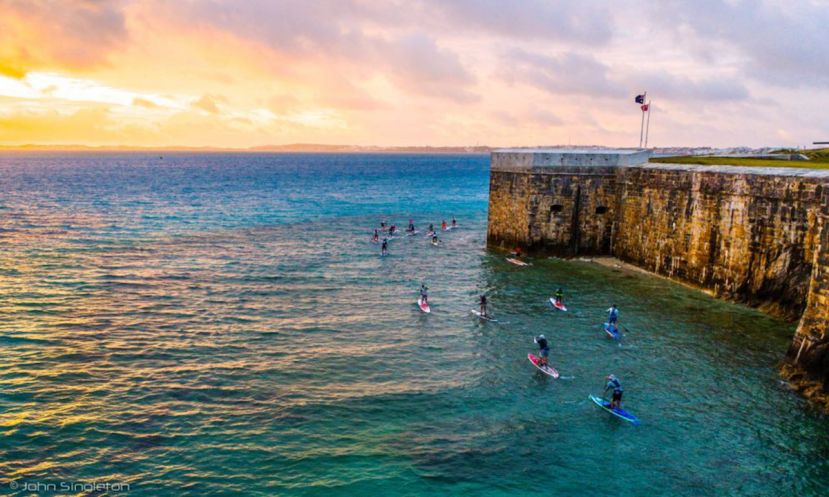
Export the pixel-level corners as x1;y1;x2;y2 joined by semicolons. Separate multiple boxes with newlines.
372;229;379;243
381;238;388;256
607;304;619;325
534;334;550;368
479;294;488;318
419;283;429;305
554;288;564;305
604;374;624;410
407;219;415;233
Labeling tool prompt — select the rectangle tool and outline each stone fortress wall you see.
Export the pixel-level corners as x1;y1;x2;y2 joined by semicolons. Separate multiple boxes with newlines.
487;149;829;408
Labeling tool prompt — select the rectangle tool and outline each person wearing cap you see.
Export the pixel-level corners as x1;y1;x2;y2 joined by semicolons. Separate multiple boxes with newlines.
607;304;619;325
534;334;550;367
604;374;624;409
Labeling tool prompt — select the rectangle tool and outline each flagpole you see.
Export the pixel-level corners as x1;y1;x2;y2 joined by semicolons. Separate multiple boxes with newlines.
638;91;647;148
644;101;652;148
639;108;645;148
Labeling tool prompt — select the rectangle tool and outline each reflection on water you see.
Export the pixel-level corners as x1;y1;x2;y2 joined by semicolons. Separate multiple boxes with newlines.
0;153;827;496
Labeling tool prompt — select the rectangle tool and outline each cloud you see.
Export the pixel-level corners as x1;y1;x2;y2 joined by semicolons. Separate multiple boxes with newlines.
132;97;159;109
0;0;129;73
428;0;614;44
654;0;829;88
192;95;222;114
505;49;625;99
626;71;750;103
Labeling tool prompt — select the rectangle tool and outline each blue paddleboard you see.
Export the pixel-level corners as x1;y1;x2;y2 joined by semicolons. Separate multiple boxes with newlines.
603;322;620;339
589;394;640;425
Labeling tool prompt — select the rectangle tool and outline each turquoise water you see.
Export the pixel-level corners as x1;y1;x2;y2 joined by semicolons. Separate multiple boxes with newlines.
0;152;827;496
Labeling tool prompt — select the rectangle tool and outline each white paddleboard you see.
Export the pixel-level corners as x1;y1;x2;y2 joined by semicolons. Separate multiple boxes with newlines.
549;297;567;312
417;296;431;313
471;309;497;322
506;257;528;266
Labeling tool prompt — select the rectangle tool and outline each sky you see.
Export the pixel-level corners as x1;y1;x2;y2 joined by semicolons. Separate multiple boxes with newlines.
0;0;827;149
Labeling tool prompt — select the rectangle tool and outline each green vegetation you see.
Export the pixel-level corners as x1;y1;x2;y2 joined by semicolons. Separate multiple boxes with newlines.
650;148;829;169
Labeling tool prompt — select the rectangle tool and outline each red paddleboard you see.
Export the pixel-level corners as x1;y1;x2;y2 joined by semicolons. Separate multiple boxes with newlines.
549;297;567;312
528;353;559;378
418;296;431;313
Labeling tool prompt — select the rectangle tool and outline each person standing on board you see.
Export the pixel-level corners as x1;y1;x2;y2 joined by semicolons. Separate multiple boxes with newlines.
407;219;415;233
607;304;619;325
554;288;564;305
427;223;435;235
534;334;550;368
605;374;624;409
479;294;489;318
372;229;379;243
451;217;457;228
381;238;388;256
441;220;447;231
419;283;429;305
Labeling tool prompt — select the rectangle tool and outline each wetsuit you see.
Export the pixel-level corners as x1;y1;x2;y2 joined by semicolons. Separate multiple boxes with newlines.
381;239;388;254
452;218;456;227
605;377;624;407
535;336;550;365
420;285;428;303
479;295;488;316
607;306;619;324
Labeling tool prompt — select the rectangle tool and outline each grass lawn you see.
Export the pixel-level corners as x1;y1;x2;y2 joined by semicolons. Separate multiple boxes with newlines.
650;148;829;169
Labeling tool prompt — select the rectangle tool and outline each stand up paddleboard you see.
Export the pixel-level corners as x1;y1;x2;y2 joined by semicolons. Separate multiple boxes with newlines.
471;309;497;322
431;240;440;246
527;353;559;378
506;258;528;266
417;296;431;313
589;394;640;425
549;298;567;312
603;322;621;339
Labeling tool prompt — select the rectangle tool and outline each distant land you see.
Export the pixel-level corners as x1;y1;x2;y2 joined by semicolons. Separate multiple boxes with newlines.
0;143;825;157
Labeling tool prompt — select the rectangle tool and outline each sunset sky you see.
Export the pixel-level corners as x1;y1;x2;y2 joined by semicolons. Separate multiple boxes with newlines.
1;0;827;148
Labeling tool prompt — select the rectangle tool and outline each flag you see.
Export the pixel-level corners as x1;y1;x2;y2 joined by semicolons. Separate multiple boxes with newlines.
635;94;645;104
641;103;649;112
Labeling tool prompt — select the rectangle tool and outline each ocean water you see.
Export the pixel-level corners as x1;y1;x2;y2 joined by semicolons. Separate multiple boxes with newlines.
0;152;827;496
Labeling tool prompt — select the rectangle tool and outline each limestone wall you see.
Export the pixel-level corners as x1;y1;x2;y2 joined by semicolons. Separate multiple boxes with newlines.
614;165;823;319
487;167;618;255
